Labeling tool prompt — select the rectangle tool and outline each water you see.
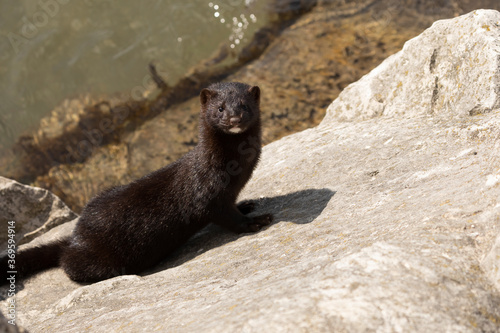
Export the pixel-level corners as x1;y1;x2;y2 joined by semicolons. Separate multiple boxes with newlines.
0;0;269;153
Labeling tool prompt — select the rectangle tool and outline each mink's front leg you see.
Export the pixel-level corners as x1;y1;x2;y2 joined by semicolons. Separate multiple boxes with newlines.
237;201;256;215
215;204;273;233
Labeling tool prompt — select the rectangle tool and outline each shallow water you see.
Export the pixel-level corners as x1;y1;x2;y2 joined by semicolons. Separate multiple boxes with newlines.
0;0;269;151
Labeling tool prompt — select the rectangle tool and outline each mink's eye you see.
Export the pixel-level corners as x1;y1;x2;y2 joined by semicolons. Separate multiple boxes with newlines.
218;106;224;112
241;104;248;111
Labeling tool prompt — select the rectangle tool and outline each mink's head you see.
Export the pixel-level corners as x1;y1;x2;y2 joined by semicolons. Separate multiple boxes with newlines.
200;82;260;135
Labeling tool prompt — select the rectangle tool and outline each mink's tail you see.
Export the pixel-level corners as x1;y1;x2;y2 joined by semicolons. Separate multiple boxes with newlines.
0;237;71;286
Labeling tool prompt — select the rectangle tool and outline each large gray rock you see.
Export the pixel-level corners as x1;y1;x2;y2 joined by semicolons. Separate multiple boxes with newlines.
325;9;500;121
0;177;77;248
2;9;500;333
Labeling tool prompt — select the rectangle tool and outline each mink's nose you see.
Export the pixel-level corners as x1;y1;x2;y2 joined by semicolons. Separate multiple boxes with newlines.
230;117;241;126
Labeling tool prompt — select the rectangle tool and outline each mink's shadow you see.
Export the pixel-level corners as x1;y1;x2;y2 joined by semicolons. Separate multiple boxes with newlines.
144;188;335;277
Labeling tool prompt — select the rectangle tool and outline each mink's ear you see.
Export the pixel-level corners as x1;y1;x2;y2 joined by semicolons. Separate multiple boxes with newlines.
248;86;260;103
200;89;217;106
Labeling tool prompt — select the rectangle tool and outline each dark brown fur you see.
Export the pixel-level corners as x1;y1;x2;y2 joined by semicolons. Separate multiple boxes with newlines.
2;82;272;284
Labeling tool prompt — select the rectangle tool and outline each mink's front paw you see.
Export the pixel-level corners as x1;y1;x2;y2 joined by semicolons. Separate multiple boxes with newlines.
237;201;256;215
246;213;273;232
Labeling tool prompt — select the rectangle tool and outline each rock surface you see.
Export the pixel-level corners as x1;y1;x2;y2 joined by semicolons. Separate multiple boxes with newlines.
483;233;500;290
2;9;500;333
0;177;77;248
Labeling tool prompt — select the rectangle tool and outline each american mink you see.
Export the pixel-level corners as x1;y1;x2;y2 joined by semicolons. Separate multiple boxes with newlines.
2;82;273;284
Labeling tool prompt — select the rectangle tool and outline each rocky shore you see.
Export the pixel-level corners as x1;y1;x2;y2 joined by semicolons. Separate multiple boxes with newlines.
1;9;500;332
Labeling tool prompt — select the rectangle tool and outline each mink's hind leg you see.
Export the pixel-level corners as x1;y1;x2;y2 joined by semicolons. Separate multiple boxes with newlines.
60;243;124;283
